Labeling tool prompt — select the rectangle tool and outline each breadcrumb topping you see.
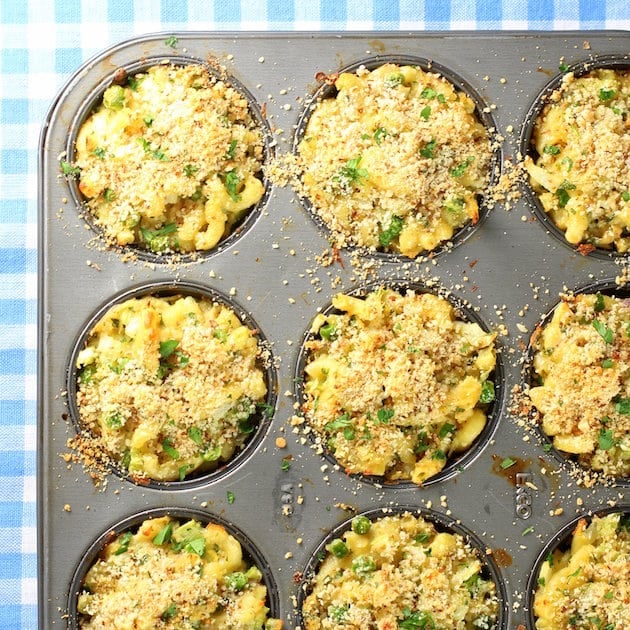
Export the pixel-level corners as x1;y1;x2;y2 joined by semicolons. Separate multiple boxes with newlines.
528;292;630;478
524;68;630;252
74;294;269;482
300;288;497;485
77;515;282;629
295;63;493;258
73;63;265;253
533;512;630;630
301;511;499;629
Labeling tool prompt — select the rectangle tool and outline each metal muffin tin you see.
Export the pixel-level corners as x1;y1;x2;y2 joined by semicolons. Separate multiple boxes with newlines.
38;31;629;629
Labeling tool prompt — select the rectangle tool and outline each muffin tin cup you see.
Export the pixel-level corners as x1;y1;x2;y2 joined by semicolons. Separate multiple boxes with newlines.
523;277;630;488
64;55;275;265
39;31;630;630
66;506;282;629
292;53;502;262
65;279;278;490
524;504;630;630
294;279;504;488
296;504;510;628
518;53;630;261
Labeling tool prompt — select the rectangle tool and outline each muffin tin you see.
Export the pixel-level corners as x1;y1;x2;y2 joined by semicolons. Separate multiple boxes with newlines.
38;31;629;629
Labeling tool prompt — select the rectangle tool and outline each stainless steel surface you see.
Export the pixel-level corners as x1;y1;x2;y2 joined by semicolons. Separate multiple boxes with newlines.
38;31;630;629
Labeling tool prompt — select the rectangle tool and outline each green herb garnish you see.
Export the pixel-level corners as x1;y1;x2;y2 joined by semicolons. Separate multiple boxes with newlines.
227;490;235;504
543;144;561;155
598;428;616;451
450;156;474;178
592;319;614;344
165;35;178;48
479;380;495;403
222;169;241;202
114;531;133;555
379;215;404;247
599;87;616;102
60;160;80;177
500;457;516;469
161;437;180;460
419;139;437;159
153;523;173;545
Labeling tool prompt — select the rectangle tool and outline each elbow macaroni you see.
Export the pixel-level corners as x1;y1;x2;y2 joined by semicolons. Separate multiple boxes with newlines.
528;292;630;478
77;516;282;629
75;294;268;482
533;512;630;630
296;63;493;257
301;511;499;629
524;68;630;252
72;64;265;253
301;288;497;485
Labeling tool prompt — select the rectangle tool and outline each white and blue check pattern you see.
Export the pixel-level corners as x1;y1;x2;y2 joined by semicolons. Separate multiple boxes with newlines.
0;1;628;628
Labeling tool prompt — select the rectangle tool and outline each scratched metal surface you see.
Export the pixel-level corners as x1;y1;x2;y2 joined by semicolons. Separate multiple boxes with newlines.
38;31;629;629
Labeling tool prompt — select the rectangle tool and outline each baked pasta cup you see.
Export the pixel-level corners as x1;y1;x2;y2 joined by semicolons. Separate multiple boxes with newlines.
295;61;494;258
299;287;498;485
72;288;272;483
528;291;630;479
523;66;630;253
530;511;630;630
73;514;282;629
70;62;266;255
299;510;501;630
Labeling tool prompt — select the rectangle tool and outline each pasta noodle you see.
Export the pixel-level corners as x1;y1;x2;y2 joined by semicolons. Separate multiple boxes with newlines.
533;512;630;630
528;292;630;478
524;68;630;252
75;293;268;482
77;515;282;629
301;511;499;629
72;63;265;253
296;63;493;257
300;288;497;485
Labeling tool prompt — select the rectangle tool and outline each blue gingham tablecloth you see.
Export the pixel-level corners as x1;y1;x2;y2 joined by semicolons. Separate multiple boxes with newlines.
1;1;628;628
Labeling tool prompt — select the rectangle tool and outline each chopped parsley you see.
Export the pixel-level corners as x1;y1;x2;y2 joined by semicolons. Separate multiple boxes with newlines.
140;222;178;253
60;160;80;177
622;191;630;202
152;523;173;545
227;490;235;504
379;215;404;247
376;407;395;424
592;319;613;344
281;457;291;471
222;169;241;202
114;531;133;555
500;457;516;469
93;147;107;160
543;144;561;155
420;105;431;120
614;397;630;415
598;428;615;451
419;138;437;159
103;187;115;202
594;292;606;312
225;139;237;159
398;608;437;629
161;437;180;460
333;155;369;190
599;87;616;102
183;164;199;178
157;338;189;378
450;156;474;178
324;413;353;432
373;127;388;145
164;35;178;48
188;426;203;445
385;73;405;88
555;180;576;208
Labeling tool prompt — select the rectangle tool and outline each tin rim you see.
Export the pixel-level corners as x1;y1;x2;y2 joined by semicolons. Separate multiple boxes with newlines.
291;53;502;262
296;504;509;629
518;54;630;261
66;506;282;628
294;279;504;488
63;55;274;264
522;278;630;487
65;279;278;490
524;504;630;629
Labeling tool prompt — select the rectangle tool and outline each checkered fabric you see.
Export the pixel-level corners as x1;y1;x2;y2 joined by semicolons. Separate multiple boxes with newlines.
0;0;627;628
